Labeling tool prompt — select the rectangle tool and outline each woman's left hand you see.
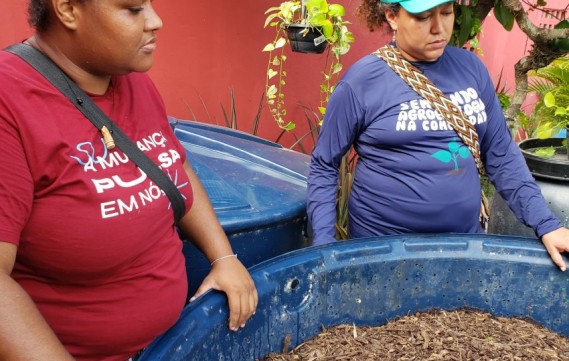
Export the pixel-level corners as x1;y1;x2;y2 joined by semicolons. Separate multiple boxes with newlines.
190;256;258;331
541;227;569;272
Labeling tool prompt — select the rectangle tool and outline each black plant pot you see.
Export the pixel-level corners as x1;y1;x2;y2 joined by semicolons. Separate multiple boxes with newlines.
488;136;569;238
285;24;328;54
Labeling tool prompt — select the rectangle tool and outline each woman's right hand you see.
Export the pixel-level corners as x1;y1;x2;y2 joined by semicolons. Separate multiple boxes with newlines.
190;255;258;332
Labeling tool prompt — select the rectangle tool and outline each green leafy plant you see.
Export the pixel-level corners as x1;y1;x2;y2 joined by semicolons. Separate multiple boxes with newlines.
527;56;569;159
450;0;483;51
262;0;354;131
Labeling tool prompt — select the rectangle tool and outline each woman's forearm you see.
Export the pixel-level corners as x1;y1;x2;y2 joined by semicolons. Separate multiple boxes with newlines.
0;273;74;361
178;162;234;262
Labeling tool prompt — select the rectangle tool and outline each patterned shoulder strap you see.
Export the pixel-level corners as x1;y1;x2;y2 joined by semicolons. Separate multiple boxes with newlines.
373;45;489;230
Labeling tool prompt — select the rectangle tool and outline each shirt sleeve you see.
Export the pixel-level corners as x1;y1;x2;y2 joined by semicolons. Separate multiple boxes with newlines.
477;62;562;238
307;81;365;245
0;113;33;245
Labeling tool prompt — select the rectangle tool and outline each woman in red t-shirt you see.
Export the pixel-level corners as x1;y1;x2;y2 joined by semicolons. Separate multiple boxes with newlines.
0;1;258;360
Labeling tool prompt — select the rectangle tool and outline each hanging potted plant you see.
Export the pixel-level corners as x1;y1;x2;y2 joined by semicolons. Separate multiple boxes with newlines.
262;0;354;131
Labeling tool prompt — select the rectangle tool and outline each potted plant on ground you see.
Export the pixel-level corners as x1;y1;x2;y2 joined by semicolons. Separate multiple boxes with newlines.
488;54;569;237
527;55;569;160
262;0;354;131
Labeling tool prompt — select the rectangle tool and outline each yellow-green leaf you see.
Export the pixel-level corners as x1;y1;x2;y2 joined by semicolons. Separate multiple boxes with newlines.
274;37;287;49
534;147;556;158
267;69;278;79
264;13;279;28
544;92;556;107
328;4;345;16
535;123;555;139
266;85;277;99
321;19;334;38
262;43;275;52
281;122;296;131
332;63;343;74
310;13;327;25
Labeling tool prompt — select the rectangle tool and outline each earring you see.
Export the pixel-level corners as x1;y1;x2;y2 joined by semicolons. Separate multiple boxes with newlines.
392;29;397;43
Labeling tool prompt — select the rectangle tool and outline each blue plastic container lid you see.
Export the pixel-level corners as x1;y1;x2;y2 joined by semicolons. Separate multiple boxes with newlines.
170;118;310;232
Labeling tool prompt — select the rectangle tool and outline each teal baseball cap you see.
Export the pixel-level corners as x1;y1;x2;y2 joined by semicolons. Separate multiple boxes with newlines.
382;0;455;14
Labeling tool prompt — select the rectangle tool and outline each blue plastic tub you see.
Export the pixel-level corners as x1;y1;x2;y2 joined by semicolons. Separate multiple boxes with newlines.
138;233;569;360
171;119;311;296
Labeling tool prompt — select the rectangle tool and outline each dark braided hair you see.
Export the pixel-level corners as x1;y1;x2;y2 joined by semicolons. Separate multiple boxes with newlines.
355;0;400;32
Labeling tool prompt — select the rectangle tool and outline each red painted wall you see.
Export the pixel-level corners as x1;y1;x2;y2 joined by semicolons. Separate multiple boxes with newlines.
0;1;386;150
146;0;388;149
1;1;566;149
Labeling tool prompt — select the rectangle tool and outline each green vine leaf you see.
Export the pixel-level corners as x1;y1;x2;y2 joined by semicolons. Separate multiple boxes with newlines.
328;4;345;16
267;69;278;79
332;63;343;74
266;85;278;99
282;122;296;131
274;37;287;49
264;13;280;27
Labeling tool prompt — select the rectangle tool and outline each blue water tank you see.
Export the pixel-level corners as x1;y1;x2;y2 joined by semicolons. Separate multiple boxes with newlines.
171;118;311;296
138;234;569;360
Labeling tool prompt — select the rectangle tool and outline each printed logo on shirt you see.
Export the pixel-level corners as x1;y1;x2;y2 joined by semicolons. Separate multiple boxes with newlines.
69;131;188;219
431;138;470;172
395;87;488;132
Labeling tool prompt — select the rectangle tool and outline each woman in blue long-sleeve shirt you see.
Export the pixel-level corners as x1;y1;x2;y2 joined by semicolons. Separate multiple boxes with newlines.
307;0;569;271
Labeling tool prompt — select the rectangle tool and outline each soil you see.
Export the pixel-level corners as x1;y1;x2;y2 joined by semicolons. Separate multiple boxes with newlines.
261;309;569;360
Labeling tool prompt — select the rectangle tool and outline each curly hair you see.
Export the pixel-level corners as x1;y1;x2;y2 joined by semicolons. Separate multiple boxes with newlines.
27;0;51;32
355;0;400;32
27;0;86;32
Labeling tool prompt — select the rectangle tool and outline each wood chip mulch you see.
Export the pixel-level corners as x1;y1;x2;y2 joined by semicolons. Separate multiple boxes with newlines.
260;309;569;360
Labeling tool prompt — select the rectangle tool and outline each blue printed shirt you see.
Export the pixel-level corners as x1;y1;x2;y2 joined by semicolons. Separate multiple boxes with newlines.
307;45;562;245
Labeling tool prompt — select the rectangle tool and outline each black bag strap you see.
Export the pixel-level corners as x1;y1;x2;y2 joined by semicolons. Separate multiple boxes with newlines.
5;43;186;224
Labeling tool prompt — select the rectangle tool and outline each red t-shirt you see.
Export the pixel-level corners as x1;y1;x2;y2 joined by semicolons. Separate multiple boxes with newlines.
0;51;194;360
